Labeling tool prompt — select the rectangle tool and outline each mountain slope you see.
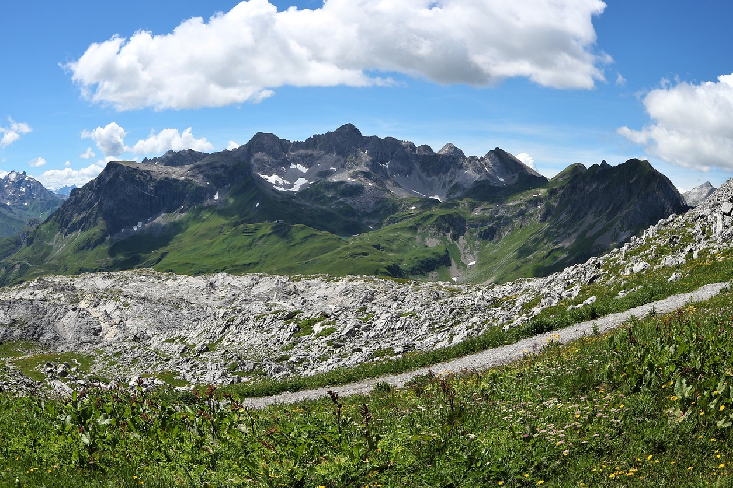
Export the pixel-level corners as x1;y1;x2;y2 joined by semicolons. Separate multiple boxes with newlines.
0;126;688;285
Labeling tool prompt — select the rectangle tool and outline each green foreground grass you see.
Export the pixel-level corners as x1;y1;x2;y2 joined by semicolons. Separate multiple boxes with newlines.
3;286;733;486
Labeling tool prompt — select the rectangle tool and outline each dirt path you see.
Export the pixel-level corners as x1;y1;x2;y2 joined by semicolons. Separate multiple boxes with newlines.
241;281;730;409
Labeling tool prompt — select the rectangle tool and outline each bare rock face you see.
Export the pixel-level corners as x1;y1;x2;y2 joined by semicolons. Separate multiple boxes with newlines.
683;181;716;207
235;123;547;201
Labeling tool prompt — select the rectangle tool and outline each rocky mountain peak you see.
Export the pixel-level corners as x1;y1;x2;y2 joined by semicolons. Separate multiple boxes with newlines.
438;143;465;159
0;170;60;207
683;181;716;207
141;149;209;167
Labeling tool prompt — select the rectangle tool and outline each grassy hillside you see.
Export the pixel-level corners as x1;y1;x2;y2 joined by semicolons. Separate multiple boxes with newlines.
2;284;733;486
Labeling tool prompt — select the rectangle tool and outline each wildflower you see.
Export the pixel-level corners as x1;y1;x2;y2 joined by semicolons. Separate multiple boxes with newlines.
720;464;726;469
722;405;726;411
647;455;653;461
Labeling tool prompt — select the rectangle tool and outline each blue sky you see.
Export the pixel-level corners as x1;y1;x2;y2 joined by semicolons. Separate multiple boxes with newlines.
1;1;732;192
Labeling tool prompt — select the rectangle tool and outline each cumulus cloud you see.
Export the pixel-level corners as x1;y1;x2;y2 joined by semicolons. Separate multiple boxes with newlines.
515;152;535;170
80;147;96;159
29;157;47;168
34;163;105;191
0;118;32;148
131;127;214;155
82;122;128;157
618;74;733;171
66;0;609;111
227;140;240;150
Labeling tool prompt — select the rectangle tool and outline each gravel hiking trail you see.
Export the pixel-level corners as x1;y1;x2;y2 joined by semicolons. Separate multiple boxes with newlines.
241;282;730;409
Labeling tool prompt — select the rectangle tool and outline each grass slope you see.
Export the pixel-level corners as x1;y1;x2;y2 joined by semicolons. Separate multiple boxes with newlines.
3;285;733;486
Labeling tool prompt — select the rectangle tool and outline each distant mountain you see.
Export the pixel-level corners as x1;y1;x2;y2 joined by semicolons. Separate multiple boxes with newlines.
54;185;78;199
683;181;716;207
0;171;63;237
0;125;688;285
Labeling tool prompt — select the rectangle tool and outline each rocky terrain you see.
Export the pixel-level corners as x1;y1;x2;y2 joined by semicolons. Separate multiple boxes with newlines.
0;175;731;396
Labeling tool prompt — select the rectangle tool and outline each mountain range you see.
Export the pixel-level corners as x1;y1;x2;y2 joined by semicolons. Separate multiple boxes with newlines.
0;124;690;286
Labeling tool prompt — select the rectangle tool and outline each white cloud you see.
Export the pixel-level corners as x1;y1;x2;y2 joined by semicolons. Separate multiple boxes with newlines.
0;117;32;148
618;73;733;171
67;0;609;111
34;163;105;191
615;72;626;86
80;147;96;159
227;140;240;150
1;132;20;148
64;161;71;167
29;157;47;168
515;152;535;169
82;122;128;157
131;127;214;155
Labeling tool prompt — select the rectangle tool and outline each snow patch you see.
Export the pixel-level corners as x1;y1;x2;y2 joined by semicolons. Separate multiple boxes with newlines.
259;173;288;186
468;261;476;266
290;163;308;173
291;178;309;191
429;195;442;202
